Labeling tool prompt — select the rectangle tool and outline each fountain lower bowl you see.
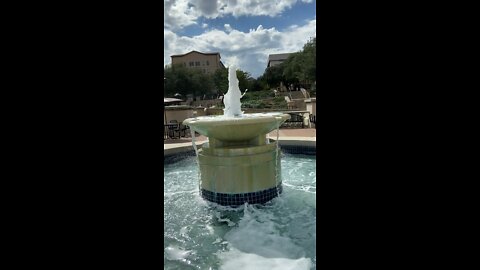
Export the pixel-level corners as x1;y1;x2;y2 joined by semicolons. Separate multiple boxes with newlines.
183;113;290;142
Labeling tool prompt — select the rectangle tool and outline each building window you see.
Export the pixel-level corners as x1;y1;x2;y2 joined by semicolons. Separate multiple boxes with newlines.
195;61;200;66
206;60;209;66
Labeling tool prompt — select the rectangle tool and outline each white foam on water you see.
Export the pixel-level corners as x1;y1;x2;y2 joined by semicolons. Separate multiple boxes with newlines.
179;226;189;236
163;189;198;198
216;204;313;269
215;211;236;227
205;224;214;235
218;247;312;270
165;246;192;261
164;154;316;269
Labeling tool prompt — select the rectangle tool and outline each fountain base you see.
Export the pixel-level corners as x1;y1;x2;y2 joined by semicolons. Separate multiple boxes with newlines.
198;141;282;206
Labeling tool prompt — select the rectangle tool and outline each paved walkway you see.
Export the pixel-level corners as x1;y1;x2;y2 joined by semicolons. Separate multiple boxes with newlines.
164;128;316;150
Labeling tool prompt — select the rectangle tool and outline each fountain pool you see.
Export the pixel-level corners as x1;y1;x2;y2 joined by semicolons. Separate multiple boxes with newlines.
164;152;316;269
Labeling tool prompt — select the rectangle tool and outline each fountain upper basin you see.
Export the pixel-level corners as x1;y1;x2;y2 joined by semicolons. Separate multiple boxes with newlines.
183;113;290;142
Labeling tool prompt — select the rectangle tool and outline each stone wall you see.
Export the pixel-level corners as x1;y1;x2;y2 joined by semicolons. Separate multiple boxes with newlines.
305;98;316;116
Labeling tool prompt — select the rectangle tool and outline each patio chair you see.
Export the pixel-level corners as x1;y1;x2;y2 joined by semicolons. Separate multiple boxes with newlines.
168;120;180;139
178;124;190;138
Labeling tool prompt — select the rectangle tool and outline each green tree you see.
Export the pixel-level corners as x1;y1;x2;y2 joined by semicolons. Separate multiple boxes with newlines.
164;64;215;98
213;68;228;94
250;75;268;92
263;65;285;89
236;70;253;92
261;37;316;90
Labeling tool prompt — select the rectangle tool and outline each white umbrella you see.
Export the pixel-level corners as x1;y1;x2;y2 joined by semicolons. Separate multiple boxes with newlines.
164;98;183;103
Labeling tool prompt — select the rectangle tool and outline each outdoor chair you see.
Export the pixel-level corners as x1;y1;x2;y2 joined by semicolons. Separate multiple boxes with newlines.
168;120;180;139
281;113;304;128
178;124;190;138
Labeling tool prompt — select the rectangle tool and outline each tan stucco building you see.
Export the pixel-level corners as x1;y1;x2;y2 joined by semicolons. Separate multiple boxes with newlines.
267;53;292;68
171;51;225;74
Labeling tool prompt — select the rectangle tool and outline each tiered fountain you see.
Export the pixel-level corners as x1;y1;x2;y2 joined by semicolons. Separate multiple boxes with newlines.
183;66;290;206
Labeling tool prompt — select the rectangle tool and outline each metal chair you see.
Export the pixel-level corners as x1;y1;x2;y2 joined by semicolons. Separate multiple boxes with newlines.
168;120;180;139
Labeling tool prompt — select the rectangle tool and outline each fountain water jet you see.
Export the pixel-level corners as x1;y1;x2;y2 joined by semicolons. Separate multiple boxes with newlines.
183;65;290;206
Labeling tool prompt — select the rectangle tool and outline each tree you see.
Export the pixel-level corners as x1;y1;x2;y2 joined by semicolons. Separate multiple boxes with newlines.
250;75;267;92
260;37;316;90
236;70;253;92
213;68;228;94
263;65;285;89
164;64;214;99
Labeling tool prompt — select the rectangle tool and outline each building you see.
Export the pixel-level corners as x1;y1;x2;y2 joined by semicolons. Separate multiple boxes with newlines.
267;53;292;68
171;50;225;74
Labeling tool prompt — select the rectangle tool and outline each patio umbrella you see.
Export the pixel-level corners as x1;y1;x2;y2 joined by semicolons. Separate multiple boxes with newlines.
164;97;183;103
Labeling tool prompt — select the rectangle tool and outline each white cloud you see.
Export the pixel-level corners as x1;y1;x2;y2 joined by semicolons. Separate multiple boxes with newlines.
163;19;316;78
224;24;233;32
218;0;298;17
164;0;310;30
202;23;208;28
164;0;198;30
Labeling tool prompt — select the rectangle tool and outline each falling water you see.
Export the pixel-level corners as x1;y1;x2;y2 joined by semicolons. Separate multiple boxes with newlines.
275;117;282;197
190;127;202;195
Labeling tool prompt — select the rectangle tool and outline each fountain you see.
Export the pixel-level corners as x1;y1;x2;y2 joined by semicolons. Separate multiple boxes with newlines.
183;65;290;206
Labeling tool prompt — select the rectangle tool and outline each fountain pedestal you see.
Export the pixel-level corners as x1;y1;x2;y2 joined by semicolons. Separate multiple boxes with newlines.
184;113;290;206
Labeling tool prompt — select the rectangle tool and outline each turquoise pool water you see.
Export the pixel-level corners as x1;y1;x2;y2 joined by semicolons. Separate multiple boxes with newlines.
164;153;316;269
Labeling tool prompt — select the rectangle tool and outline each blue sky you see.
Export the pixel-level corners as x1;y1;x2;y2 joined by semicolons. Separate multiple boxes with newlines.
164;0;316;78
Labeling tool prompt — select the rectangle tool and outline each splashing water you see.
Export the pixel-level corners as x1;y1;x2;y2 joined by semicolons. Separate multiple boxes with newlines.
190;126;202;194
275;117;282;196
223;65;243;118
164;154;316;269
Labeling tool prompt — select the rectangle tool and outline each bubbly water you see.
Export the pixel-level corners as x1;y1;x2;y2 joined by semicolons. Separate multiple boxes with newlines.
223;65;243;117
164;154;316;269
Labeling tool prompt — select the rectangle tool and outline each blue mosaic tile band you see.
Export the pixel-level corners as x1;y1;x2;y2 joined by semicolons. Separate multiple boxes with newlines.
200;184;283;206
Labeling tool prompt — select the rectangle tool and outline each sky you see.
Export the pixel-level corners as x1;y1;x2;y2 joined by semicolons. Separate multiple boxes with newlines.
164;0;316;78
